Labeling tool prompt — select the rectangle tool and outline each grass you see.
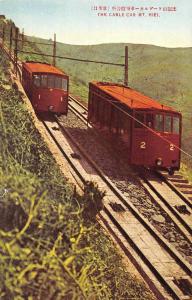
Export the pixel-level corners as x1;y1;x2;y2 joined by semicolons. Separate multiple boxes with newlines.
0;40;155;299
180;158;192;183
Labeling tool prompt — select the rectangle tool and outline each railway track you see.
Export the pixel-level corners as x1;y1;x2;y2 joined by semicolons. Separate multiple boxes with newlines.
68;95;88;123
65;97;192;290
67;97;192;251
1;41;192;299
139;170;192;241
157;171;192;209
41;112;192;300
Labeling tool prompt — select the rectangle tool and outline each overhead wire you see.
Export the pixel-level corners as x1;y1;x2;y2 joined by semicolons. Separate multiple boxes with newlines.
1;27;191;159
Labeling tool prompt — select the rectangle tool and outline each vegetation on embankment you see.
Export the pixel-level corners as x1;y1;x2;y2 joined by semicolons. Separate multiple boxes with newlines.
0;48;156;299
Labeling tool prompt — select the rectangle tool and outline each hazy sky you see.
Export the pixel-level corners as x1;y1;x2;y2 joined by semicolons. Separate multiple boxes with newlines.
0;0;191;47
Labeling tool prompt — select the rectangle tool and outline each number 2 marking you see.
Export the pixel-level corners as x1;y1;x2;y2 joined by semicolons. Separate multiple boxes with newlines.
140;141;146;149
170;144;174;151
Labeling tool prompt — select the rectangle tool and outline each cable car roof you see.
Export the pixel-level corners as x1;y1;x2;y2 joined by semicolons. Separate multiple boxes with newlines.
91;81;178;112
22;62;67;76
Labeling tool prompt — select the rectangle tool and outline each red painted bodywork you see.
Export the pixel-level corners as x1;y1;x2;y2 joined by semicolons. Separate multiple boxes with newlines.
31;87;68;113
131;118;181;169
92;81;175;111
22;62;66;75
22;62;69;114
88;81;182;172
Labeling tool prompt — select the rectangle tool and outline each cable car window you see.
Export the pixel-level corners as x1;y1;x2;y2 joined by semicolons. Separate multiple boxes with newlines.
33;75;41;87
48;75;55;88
62;78;68;91
41;75;47;87
173;117;180;134
146;114;154;128
55;77;62;89
155;114;163;132
164;115;172;132
135;113;144;128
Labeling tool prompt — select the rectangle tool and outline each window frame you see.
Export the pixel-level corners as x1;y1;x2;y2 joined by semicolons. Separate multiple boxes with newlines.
61;78;68;91
32;73;68;91
33;74;41;88
172;115;180;135
146;113;154;129
154;113;164;132
154;112;180;134
133;110;180;135
164;114;172;133
41;74;48;88
47;74;55;89
134;112;145;129
55;76;62;89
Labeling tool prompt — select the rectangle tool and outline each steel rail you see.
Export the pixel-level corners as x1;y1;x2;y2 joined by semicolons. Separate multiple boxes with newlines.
67;95;192;259
68;96;192;236
68;103;88;124
68;96;88;124
43;114;192;300
69;95;88;111
139;172;192;243
156;171;192;209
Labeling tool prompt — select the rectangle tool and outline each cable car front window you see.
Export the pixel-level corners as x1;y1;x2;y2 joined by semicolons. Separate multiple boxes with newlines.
135;113;144;128
55;77;62;89
33;75;40;87
62;78;68;91
146;114;154;128
164;115;172;132
155;114;163;132
173;116;180;134
48;75;55;88
41;75;47;87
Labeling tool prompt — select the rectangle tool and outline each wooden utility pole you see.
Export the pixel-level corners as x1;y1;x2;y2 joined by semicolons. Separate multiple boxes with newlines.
53;33;56;66
14;27;19;76
22;28;24;49
124;46;128;86
9;26;13;55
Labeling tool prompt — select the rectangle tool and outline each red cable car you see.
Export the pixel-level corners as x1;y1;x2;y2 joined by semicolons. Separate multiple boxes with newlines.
88;81;182;174
22;61;69;115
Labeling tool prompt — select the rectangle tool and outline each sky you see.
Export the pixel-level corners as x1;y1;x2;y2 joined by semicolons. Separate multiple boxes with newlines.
0;0;191;47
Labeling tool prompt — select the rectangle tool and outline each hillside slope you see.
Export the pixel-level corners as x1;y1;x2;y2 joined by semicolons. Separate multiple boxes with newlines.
0;45;156;300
